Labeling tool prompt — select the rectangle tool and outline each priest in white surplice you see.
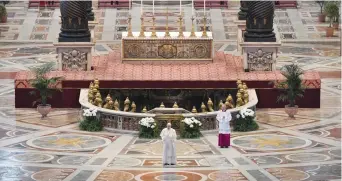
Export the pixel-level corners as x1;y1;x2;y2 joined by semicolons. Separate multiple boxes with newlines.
216;104;232;148
160;123;177;166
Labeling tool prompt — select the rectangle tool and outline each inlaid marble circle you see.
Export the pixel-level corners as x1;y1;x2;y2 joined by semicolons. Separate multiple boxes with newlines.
231;134;312;151
9;153;54;163
109;157;142;167
253;155;283;165
26;134;111;151
199;157;233;167
57;156;91;165
266;168;310;181
155;174;187;181
31;168;75;181
208;170;248;181
96;170;134;181
135;171;207;181
285;153;330;162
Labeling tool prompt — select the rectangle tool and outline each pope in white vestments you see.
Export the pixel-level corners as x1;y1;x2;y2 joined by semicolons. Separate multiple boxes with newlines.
216;104;232;148
160;123;177;166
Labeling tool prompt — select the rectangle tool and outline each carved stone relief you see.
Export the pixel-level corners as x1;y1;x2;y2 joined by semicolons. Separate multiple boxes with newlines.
62;49;87;71
247;49;274;71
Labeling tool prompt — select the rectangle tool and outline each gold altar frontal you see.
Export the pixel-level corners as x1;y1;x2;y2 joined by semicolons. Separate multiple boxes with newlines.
121;32;213;61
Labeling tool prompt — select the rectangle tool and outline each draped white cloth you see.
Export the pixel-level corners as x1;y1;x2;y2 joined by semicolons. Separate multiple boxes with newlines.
216;110;232;134
160;128;177;165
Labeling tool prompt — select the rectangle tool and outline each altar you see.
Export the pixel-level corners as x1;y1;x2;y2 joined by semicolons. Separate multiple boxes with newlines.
121;32;213;61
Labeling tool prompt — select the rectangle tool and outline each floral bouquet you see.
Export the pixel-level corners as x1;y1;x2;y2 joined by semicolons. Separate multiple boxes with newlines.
79;108;103;132
138;117;158;138
234;108;259;132
181;117;202;138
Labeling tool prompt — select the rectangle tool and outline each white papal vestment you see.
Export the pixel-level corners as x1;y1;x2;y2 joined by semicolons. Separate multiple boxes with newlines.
160;128;177;165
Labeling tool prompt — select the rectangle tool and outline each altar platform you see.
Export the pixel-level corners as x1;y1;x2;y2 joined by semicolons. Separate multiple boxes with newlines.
14;50;321;108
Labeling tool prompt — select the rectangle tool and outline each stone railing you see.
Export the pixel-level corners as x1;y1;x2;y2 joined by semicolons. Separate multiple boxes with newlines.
79;89;258;133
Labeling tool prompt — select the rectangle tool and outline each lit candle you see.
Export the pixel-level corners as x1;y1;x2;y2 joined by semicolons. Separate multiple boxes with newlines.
153;0;154;15
192;0;194;16
129;0;131;10
141;0;143;15
180;0;182;15
204;0;206;15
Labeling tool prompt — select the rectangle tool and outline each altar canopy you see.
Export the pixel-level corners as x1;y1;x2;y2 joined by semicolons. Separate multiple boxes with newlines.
121;32;213;61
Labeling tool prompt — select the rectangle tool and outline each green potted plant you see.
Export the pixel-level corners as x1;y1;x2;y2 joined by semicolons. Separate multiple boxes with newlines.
29;62;63;118
0;4;7;23
275;64;305;118
324;2;339;37
316;1;326;22
333;2;340;29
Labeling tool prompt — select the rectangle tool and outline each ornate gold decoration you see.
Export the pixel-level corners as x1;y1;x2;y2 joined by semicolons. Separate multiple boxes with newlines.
190;16;196;37
201;102;207;112
236;93;244;107
178;13;184;38
225;94;235;109
131;101;136;112
151;16;157;38
236;79;242;85
142;106;147;113
191;106;197;113
160;102;165;108
237;83;243;89
95;97;102;107
127;14;133;37
95;92;102;99
244;90;249;104
124;97;130;111
122;39;212;61
158;44;177;59
89;82;94;89
207;98;214;112
219;100;223;109
105;94;111;102
243;82;248;90
173;102;179;108
139;16;145;38
202;16;208;38
165;8;171;38
114;99;120;111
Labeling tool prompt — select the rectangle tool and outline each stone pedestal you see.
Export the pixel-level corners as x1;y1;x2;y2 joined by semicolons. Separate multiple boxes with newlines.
240;40;281;72
54;42;95;71
88;20;98;42
234;20;246;55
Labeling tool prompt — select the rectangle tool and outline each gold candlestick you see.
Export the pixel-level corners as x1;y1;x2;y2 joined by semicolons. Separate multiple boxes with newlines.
127;14;133;37
190;16;196;37
202;16;208;38
151;16;157;38
139;16;145;38
178;14;184;38
164;8;171;38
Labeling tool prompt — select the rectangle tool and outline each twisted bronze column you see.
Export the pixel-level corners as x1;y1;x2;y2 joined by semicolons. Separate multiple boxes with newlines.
244;1;276;42
238;1;248;20
86;1;95;21
59;1;91;42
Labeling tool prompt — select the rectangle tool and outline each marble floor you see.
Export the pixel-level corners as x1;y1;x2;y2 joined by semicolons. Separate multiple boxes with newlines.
0;1;341;181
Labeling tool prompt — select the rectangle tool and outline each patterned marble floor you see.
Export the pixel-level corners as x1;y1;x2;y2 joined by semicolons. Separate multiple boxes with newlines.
0;1;341;181
0;76;340;180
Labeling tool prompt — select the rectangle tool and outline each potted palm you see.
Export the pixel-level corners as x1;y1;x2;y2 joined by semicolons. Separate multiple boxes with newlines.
316;1;326;22
0;4;7;23
333;2;340;30
275;64;305;118
324;2;339;37
29;62;63;118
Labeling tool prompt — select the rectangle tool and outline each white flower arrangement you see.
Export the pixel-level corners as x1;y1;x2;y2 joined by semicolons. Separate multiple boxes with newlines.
83;108;98;117
236;108;255;119
182;117;202;128
139;117;156;129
